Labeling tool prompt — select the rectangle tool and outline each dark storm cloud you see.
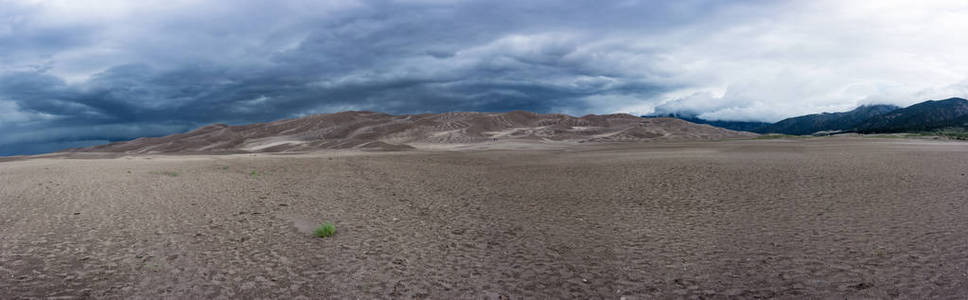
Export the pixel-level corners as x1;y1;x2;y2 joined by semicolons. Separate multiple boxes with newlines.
2;0;968;155
1;0;697;155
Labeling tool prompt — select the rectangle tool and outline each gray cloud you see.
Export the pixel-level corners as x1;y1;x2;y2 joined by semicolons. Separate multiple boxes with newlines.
2;0;968;155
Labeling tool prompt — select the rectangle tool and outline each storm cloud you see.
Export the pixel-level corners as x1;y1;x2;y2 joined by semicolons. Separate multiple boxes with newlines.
2;0;968;155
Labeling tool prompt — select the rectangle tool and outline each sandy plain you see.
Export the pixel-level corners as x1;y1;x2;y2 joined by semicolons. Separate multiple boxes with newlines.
2;137;967;298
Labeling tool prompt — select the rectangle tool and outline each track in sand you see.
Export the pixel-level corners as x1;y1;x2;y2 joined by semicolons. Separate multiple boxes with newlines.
2;137;967;298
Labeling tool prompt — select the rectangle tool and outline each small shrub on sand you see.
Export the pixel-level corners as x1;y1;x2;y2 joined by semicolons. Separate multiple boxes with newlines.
754;134;807;140
250;170;259;177
313;223;336;238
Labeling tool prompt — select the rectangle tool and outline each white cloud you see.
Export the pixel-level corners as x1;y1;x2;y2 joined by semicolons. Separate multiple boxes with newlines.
646;0;968;120
0;100;30;124
0;100;57;125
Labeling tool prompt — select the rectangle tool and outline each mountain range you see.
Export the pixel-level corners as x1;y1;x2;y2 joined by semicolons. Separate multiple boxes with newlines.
651;97;968;135
757;104;900;135
855;98;968;133
647;114;772;133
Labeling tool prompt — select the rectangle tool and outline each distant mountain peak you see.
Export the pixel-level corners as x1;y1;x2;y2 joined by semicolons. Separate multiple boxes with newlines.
754;104;900;135
642;113;771;133
855;98;968;133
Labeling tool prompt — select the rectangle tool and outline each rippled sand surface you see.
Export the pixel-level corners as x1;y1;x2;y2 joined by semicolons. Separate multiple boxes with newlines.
2;137;967;298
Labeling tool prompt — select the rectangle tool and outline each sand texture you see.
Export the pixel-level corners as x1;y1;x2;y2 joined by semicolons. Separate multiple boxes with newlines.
2;137;968;298
66;111;756;154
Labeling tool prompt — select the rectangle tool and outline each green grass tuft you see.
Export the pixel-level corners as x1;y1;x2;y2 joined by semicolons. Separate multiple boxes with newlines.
753;134;808;140
866;128;968;140
933;129;968;140
250;170;259;177
313;223;336;238
865;134;909;139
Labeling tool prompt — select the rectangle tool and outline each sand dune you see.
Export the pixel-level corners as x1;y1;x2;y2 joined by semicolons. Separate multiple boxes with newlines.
67;111;756;154
3;138;968;298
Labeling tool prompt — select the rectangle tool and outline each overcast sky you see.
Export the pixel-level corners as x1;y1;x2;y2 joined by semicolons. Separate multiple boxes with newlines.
2;0;968;155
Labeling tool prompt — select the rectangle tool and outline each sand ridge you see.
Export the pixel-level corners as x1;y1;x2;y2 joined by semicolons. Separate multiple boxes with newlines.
65;111;756;154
